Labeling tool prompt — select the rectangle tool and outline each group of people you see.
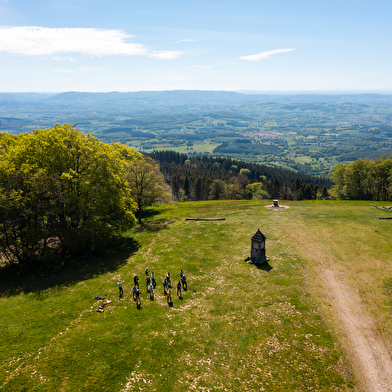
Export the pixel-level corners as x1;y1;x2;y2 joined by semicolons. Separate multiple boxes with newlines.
117;268;188;306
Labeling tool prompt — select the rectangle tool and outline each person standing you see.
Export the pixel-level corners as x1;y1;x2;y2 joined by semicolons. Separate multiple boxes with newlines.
134;274;139;289
176;280;182;298
118;280;123;298
181;274;187;291
145;275;151;291
132;285;137;300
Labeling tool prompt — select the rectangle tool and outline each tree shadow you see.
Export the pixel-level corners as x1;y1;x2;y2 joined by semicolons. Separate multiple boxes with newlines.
142;207;170;220
134;218;174;233
0;236;140;298
255;261;273;272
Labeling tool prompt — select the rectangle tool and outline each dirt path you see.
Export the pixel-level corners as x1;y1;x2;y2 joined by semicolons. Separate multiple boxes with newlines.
280;214;392;391
321;268;392;392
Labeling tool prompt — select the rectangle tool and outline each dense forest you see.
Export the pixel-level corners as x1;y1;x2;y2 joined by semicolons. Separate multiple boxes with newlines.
149;151;331;201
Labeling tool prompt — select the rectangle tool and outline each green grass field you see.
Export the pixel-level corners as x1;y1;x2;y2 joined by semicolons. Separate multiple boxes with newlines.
1;200;392;391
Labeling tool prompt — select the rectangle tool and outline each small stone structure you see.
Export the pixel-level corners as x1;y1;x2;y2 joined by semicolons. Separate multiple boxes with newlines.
266;199;289;210
250;229;268;264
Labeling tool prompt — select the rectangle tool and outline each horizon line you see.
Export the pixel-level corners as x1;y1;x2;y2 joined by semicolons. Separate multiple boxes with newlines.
1;89;392;95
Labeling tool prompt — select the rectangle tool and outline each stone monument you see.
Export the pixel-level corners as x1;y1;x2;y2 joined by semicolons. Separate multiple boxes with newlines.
250;229;268;264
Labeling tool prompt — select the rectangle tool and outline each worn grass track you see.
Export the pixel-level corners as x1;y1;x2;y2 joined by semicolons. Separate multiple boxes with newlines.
1;200;391;391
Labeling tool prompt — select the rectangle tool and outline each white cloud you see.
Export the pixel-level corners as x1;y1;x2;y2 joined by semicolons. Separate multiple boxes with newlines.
53;66;102;73
150;51;185;60
0;26;184;59
195;65;211;69
174;39;197;43
53;56;75;62
240;48;295;61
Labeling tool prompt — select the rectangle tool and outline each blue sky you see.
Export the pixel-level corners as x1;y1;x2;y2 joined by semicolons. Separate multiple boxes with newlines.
0;0;391;92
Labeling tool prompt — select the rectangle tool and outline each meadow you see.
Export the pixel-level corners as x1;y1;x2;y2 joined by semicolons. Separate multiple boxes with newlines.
1;200;392;391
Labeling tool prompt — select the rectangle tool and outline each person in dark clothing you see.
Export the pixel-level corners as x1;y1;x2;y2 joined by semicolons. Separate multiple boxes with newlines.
134;275;139;289
118;280;123;298
145;275;151;291
181;274;187;291
176;280;182;297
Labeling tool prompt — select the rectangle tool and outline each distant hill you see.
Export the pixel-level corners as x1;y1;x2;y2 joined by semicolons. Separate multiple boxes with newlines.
1;91;392;111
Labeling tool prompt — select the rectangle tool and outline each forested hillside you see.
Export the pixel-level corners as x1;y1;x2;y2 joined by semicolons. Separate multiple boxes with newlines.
149;151;330;201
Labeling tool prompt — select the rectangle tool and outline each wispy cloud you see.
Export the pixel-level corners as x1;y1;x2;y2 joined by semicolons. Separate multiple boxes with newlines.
150;51;185;60
0;26;185;59
53;56;75;62
195;65;211;69
174;39;197;43
241;48;295;61
53;66;103;74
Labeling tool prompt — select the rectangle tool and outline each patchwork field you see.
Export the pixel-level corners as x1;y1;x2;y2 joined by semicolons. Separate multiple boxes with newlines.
1;200;392;391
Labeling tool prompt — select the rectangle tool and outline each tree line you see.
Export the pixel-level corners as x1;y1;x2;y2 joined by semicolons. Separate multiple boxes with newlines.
149;151;330;202
0;125;168;267
329;155;392;200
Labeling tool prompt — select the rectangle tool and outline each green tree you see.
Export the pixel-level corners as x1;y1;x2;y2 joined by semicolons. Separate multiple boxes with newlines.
344;159;372;200
245;182;271;200
239;168;251;177
208;179;228;200
0;125;139;265
329;164;347;200
371;155;392;201
226;182;244;200
124;156;170;224
177;188;187;202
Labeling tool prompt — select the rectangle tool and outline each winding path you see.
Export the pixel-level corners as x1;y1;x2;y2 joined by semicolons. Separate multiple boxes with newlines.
321;268;392;391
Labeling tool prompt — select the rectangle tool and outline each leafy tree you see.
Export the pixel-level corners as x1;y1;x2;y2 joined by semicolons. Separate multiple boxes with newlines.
329;164;347;200
208;179;228;200
371;156;392;201
0;124;139;265
177;188;187;202
344;159;372;200
239;168;250;177
124;156;170;224
245;182;270;200
226;182;244;200
330;155;392;201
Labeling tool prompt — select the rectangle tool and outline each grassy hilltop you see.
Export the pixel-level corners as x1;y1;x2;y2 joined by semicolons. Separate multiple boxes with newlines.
1;200;392;391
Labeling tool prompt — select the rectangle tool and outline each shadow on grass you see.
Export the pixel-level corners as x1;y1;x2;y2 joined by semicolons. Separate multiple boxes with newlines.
142;207;171;220
0;236;140;298
255;261;273;272
134;218;175;234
